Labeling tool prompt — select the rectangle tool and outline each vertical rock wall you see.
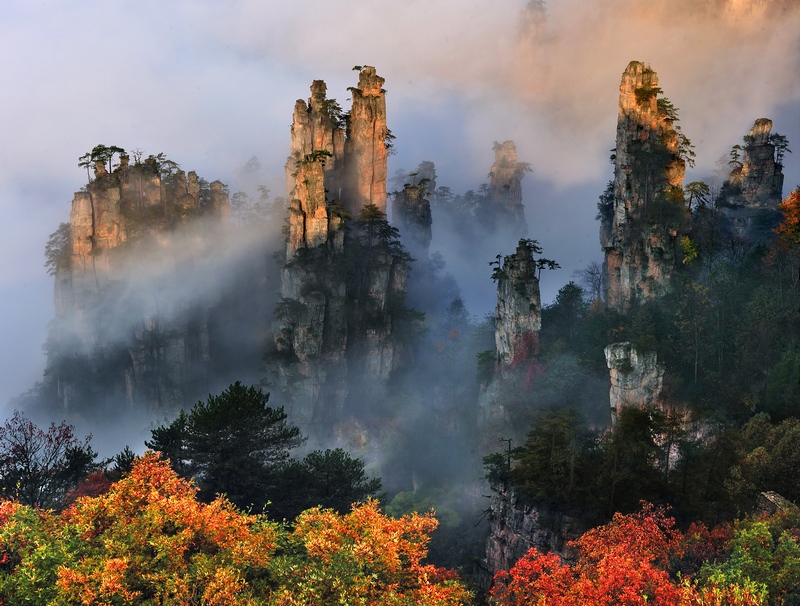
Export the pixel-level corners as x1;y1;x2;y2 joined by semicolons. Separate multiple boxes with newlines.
49;163;230;414
603;61;687;312
494;240;542;367
604;342;664;423
344;67;388;216
272;67;409;436
482;483;584;590
487;140;529;234
719;118;785;241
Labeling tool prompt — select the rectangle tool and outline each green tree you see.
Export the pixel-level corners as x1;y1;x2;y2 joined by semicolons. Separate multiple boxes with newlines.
542;282;588;347
269;448;382;521
511;408;594;507
43;222;70;276
146;382;303;510
685;181;710;210
77;144;126;179
769;132;791;166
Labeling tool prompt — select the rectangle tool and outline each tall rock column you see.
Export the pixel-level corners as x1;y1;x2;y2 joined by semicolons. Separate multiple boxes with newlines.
604;342;664;424
494;240;542;367
49;162;230;414
272;67;411;438
392;182;432;258
486;140;529;233
719;118;785;241
344;66;388;216
285;80;346;201
603;61;688;312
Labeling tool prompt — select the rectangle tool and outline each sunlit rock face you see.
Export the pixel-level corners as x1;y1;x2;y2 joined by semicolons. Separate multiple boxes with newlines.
486;140;528;234
719;118;785;241
494;240;542;367
602;61;687;312
271;67;409;435
604;342;664;423
344;66;388;216
49;161;230;414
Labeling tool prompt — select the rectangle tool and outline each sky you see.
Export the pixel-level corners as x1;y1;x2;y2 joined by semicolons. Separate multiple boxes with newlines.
0;0;798;410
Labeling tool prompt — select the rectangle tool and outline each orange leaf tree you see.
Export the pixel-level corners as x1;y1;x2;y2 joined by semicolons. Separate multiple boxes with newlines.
269;498;471;605
492;503;684;606
56;451;278;605
776;187;800;250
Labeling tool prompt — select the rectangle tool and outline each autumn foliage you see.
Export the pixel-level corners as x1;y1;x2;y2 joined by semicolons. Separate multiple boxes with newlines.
0;453;470;605
491;503;798;606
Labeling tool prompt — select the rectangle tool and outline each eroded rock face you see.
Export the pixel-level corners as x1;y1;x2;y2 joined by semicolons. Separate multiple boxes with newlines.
604;341;664;422
482;483;583;590
719;118;784;241
49;163;230;414
392;182;432;258
603;61;687;312
344;66;388;216
495;240;542;367
271;68;410;436
285;80;346;207
487;140;529;233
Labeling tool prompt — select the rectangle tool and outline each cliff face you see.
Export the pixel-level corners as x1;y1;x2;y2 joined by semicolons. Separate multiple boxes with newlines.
494;240;542;367
391;182;432;258
603;61;688;312
719;118;785;241
344;67;388;216
485;141;529;234
476;239;543;447
285;80;346;209
482;483;584;589
604;342;664;423
48;159;231;414
271;67;411;435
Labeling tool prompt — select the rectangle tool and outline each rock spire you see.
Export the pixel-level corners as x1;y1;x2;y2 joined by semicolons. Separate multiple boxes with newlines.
487;140;529;233
343;66;388;216
719;118;785;241
602;61;688;312
272;67;411;435
494;240;542;367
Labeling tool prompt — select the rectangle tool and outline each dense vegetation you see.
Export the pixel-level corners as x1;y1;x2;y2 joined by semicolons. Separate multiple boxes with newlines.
0;453;470;605
18;120;800;602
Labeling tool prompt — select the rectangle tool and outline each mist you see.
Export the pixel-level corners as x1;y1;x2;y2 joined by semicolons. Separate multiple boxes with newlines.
1;1;798;474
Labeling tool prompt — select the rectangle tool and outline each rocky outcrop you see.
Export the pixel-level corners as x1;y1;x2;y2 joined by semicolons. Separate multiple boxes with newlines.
494;240;542;367
414;160;437;195
285;80;346;208
270;67;412;436
603;61;688;312
719;118;785;241
485;141;529;234
482;483;584;589
604;342;664;423
344;66;388;216
47;159;231;414
391;181;432;258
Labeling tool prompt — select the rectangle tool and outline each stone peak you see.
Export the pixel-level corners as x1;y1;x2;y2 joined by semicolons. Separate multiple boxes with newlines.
493;140;518;163
750;118;773;144
357;66;385;96
619;61;659;113
310;79;327;99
